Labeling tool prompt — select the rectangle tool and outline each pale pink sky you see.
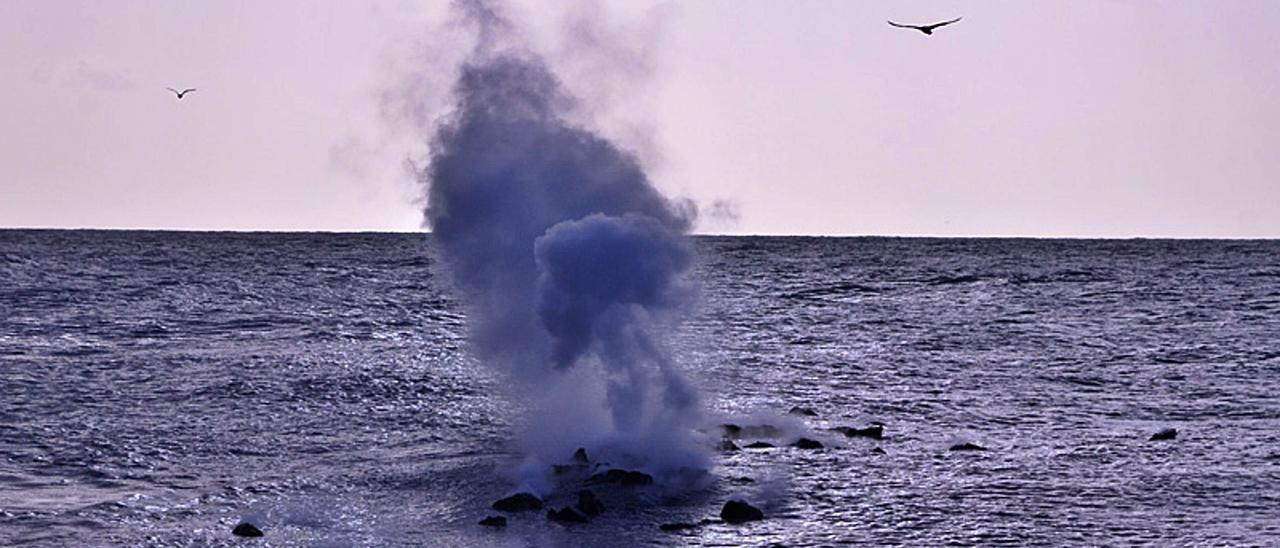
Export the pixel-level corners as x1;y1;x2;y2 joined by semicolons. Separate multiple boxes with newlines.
3;1;1278;237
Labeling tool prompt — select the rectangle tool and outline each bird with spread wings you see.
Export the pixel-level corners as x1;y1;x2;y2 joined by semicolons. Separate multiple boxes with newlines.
166;87;197;99
887;17;962;35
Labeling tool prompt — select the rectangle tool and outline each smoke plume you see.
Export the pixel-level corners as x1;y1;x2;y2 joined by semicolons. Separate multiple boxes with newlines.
422;0;706;489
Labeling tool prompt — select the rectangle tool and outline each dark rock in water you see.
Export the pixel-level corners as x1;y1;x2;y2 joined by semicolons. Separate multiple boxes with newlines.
572;447;589;463
871;447;886;455
492;492;544;512
588;468;654;487
788;406;818;417
834;424;884;439
663;518;721;531
741;424;783;438
743;441;775;449
547;506;589;524
1149;428;1177;441
478;515;507;527
577;490;605;516
722;423;783;439
949;442;987;452
720;439;740;452
720;500;764;524
791;438;824;449
232;522;264;537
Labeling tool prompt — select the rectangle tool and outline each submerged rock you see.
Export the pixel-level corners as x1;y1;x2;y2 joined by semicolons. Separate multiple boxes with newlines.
788;406;819;417
791;438;824;449
478;515;507;527
833;424;884;439
492;492;544;512
1149;428;1178;441
588;469;653;487
661;518;721;532
720;439;741;452
743;441;775;449
547;506;589;524
871;447;886;455
720;500;765;524
722;424;783;439
949;442;987;452
552;448;591;475
742;425;784;438
231;522;264;538
577;490;605;516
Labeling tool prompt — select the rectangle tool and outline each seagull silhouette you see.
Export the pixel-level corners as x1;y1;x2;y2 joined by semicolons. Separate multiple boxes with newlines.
888;17;962;35
166;87;197;99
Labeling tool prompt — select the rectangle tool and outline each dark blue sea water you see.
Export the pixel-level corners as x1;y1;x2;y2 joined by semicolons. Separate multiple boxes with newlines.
2;230;1279;546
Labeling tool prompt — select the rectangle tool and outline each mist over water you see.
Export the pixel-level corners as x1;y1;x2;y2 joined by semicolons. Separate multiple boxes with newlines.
421;0;705;487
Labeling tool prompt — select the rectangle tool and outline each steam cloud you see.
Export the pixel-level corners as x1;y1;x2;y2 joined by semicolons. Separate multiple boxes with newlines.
422;0;706;488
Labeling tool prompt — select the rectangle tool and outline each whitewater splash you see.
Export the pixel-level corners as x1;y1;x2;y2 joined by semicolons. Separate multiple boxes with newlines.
422;0;706;492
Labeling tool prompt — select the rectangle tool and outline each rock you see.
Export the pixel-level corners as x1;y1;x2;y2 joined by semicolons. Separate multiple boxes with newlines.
663;518;721;531
231;522;264;538
871;447;886;455
572;447;589;463
577;490;605;516
719;439;740;452
949;442;987;452
741;425;784;438
547;507;589;524
833;424;884;439
791;438;824;449
1149;428;1177;441
743;441;775;449
788;406;818;417
588;469;653;487
492;492;544;512
720;500;764;524
722;423;783;439
478;515;507;527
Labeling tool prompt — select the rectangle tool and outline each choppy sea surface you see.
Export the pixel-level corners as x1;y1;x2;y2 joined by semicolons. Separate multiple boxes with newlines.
2;230;1279;547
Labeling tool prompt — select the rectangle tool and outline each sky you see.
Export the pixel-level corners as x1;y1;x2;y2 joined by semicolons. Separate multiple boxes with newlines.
2;1;1279;237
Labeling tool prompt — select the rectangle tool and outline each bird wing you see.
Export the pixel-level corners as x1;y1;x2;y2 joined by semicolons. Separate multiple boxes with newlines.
926;17;962;30
181;88;197;94
166;87;179;95
887;20;917;29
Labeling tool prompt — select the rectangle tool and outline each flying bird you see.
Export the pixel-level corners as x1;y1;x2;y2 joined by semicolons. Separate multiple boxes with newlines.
888;17;962;35
166;87;197;99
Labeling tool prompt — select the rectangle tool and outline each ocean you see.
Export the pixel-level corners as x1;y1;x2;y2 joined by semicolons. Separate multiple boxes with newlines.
2;230;1278;546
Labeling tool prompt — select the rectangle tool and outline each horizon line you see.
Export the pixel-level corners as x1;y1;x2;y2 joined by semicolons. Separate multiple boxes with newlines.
2;226;1278;241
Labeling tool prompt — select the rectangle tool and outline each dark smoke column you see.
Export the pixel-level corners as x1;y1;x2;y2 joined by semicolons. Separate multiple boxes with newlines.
424;1;705;483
